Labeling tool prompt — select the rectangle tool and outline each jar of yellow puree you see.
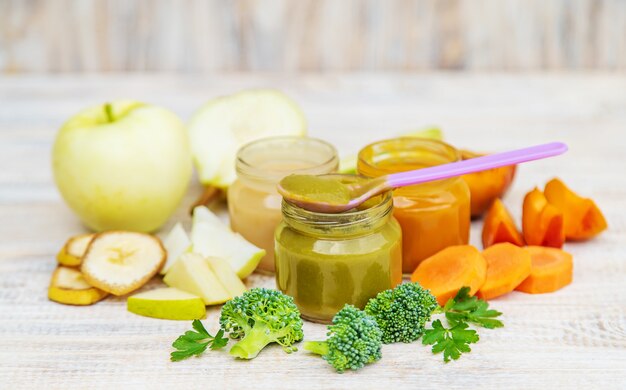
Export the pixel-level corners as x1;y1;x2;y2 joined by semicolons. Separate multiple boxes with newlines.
275;190;402;323
228;136;338;274
357;138;470;273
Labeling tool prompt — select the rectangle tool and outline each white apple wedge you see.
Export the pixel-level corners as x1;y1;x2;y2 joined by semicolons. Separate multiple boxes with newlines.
191;206;265;278
163;253;230;305
127;287;206;320
160;223;191;275
205;257;247;298
188;89;307;188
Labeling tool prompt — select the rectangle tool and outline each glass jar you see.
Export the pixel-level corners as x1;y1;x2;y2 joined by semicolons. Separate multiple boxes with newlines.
275;191;403;323
357;138;470;273
228;136;338;274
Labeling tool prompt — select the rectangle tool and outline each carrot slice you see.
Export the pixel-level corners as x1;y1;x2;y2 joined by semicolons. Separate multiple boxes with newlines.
411;245;487;306
482;198;524;248
515;246;573;294
544;178;607;240
522;188;565;248
476;243;531;300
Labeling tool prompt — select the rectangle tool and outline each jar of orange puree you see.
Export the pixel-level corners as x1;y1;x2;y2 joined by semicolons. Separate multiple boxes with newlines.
228;136;339;274
357;138;470;273
275;190;402;323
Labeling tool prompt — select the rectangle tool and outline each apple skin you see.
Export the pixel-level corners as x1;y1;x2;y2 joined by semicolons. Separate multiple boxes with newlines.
52;101;192;232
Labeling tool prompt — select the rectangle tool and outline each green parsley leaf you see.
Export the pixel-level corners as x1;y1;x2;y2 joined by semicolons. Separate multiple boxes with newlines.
422;319;479;362
443;287;504;329
170;320;229;361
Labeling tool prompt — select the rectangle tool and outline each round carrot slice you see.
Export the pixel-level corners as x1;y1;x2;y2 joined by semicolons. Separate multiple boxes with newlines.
411;245;487;306
477;243;531;300
516;246;573;294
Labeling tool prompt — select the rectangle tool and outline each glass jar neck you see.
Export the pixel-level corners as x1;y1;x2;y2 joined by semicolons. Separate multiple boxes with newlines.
357;137;461;189
236;136;339;192
281;192;394;238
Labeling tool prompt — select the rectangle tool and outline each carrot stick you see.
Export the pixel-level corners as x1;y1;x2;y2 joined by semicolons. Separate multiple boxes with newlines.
544;178;607;240
477;243;531;300
515;246;573;294
482;198;524;248
411;245;487;306
522;188;565;248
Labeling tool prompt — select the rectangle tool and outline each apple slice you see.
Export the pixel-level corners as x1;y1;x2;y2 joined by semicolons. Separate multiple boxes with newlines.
48;266;108;305
160;223;191;275
206;257;247;298
163;253;231;305
127;287;206;320
56;233;95;267
188;89;307;188
191;206;265;278
81;231;166;296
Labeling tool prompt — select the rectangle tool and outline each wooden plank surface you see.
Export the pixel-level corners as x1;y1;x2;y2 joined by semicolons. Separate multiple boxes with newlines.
1;0;626;73
0;73;625;389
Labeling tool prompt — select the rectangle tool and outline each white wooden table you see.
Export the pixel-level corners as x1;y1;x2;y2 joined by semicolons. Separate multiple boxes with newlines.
1;74;625;389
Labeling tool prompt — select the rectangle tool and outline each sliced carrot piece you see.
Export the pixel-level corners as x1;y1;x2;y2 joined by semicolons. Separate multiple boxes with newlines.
411;245;487;306
516;246;573;294
544;178;607;240
522;188;565;248
476;243;531;300
482;198;524;248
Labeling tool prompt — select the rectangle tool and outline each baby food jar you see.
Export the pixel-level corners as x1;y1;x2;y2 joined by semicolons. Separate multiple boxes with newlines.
357;138;470;273
228;136;338;274
275;191;403;323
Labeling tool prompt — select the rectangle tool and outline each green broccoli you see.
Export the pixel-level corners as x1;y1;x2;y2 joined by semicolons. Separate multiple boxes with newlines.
364;282;438;344
304;305;382;373
219;288;304;359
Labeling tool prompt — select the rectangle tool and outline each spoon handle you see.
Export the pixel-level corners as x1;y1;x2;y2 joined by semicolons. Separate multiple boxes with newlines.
385;142;568;188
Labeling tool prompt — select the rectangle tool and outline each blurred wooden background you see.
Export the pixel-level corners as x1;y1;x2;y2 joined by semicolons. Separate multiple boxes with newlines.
1;0;625;73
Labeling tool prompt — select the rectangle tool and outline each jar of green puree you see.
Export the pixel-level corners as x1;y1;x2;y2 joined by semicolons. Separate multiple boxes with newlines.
275;190;402;323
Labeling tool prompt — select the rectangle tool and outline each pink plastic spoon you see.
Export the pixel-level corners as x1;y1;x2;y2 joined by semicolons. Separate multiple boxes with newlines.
278;142;568;213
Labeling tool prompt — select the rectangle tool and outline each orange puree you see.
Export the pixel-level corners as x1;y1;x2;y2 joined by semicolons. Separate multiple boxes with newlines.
358;138;470;273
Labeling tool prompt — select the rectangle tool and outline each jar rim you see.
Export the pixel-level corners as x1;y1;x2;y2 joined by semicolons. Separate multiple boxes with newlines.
236;136;339;184
357;137;460;176
281;190;394;236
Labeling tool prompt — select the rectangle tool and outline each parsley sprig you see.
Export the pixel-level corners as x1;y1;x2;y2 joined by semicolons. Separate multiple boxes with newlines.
424;287;503;362
422;319;479;362
442;287;504;329
170;320;229;362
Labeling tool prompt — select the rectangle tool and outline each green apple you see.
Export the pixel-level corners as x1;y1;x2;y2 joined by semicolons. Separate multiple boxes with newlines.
191;206;265;278
160;222;191;275
52;101;192;232
127;287;206;320
188;89;307;188
163;253;230;305
338;126;444;174
205;257;247;298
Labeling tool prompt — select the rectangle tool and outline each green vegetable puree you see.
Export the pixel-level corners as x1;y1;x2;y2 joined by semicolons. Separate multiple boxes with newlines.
279;174;353;205
275;211;402;323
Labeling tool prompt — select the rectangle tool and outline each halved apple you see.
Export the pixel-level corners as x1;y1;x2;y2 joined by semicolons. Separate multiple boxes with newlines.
48;266;108;305
163;253;230;305
56;233;95;267
187;89;307;188
191;206;265;278
127;287;206;320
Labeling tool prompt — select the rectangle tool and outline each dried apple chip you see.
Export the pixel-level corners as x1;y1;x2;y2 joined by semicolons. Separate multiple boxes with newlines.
56;233;95;267
48;266;108;305
81;231;165;296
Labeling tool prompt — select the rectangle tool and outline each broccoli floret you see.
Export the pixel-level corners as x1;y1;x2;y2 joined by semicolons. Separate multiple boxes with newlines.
304;305;382;373
219;288;304;359
364;282;438;344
